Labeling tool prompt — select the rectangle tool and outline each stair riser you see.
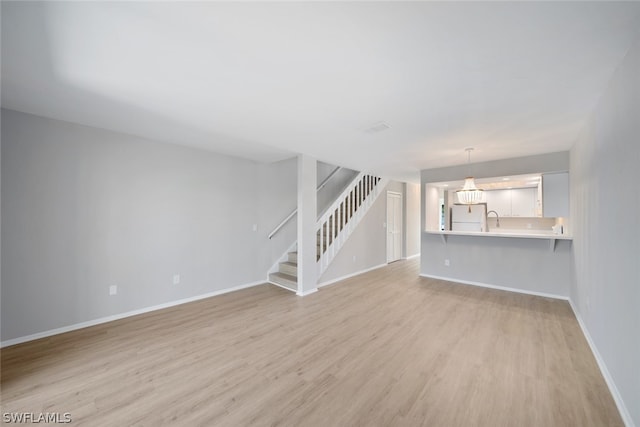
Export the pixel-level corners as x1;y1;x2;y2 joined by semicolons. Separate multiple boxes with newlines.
269;273;297;291
287;252;297;263
280;263;298;276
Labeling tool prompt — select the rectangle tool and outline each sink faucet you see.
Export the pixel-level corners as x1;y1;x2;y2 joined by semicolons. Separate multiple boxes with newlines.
487;210;500;228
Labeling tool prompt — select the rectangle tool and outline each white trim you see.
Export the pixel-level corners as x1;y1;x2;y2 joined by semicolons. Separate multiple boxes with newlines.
418;273;569;301
296;288;318;297
318;263;388;288
403;253;421;260
1;280;266;348
568;300;635;427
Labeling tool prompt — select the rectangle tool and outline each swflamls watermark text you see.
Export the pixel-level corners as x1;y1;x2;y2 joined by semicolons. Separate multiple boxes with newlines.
2;412;72;423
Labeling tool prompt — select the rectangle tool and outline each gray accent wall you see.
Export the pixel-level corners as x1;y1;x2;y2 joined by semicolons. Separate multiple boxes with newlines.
1;109;297;342
570;37;640;426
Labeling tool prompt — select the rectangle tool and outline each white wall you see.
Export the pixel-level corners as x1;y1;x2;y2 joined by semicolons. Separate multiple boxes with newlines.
1;109;297;342
570;37;640;427
258;157;298;272
317;161;358;217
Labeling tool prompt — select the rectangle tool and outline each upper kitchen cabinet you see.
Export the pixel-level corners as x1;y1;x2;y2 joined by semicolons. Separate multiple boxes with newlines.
484;189;511;217
542;172;569;217
484;187;538;217
511;188;537;217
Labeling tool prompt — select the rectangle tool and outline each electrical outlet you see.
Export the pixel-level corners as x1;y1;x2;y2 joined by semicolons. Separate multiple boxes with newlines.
173;274;180;285
444;259;450;267
109;285;117;296
353;255;357;263
252;224;258;232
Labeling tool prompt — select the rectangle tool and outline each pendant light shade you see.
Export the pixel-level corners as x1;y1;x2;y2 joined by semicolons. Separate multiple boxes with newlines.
457;177;484;204
456;148;484;206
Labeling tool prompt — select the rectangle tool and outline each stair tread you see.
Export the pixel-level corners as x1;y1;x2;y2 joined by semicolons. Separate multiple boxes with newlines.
269;272;297;282
280;261;297;267
269;272;297;291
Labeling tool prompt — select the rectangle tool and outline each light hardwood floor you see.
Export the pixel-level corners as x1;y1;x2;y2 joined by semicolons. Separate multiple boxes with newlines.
1;259;622;426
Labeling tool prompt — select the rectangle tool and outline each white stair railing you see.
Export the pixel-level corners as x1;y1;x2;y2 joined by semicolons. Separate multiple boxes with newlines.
316;173;387;276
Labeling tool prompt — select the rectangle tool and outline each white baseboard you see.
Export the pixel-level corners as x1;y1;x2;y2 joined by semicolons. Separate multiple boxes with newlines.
568;300;635;427
318;263;387;288
418;273;569;301
403;253;421;260
266;281;317;296
0;280;266;348
296;288;318;296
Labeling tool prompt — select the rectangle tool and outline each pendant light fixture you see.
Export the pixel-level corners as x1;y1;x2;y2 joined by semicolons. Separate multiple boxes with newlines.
456;148;484;211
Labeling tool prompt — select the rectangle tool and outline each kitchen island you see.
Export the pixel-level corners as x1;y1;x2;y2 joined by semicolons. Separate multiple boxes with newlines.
421;229;573;299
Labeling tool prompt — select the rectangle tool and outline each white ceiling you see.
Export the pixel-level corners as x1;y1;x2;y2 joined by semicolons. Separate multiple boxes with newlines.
2;2;640;182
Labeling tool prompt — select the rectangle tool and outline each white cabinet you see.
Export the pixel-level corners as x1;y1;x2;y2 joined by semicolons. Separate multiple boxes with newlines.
543;172;569;217
511;188;536;217
485;188;537;217
484;190;511;217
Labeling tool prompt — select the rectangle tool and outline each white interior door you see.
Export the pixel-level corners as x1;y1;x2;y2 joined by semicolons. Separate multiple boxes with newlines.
387;192;403;263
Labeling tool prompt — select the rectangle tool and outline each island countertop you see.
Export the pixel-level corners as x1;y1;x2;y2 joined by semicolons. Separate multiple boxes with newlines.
423;229;572;240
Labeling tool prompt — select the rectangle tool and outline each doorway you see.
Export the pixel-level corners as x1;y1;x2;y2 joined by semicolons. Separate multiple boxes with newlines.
386;191;403;263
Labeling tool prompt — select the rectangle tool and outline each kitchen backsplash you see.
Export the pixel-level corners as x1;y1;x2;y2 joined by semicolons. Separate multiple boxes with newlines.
486;217;558;232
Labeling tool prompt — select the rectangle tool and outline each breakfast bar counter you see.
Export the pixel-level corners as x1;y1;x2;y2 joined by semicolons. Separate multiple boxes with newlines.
420;229;573;298
424;229;572;251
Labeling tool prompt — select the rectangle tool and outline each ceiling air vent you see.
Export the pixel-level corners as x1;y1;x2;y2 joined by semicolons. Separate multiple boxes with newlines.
363;121;391;134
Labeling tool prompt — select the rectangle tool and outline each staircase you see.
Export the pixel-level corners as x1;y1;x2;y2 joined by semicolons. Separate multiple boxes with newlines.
269;251;298;292
268;173;387;292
